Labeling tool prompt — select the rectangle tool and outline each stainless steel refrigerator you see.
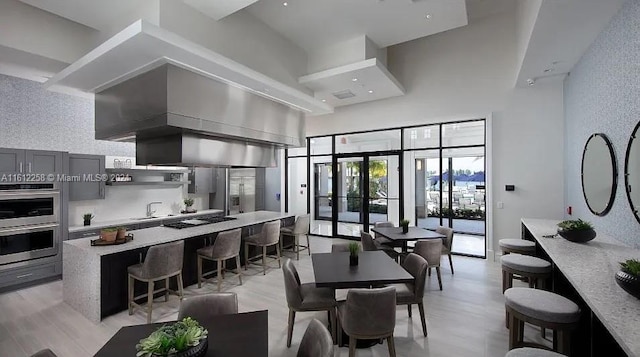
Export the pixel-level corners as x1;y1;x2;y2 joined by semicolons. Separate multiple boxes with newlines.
228;168;256;214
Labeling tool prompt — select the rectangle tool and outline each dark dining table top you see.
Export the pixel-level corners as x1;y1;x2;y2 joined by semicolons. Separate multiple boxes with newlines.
94;310;268;357
372;226;446;242
312;251;414;289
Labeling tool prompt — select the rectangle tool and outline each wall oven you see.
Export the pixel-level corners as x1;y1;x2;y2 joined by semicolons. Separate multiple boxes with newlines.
0;223;59;265
0;183;59;229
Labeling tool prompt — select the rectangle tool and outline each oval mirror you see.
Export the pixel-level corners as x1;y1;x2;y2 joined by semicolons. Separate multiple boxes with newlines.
625;122;640;223
581;133;617;216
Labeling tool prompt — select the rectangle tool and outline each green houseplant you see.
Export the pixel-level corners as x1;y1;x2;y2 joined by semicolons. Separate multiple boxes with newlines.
615;259;640;299
83;213;94;226
183;198;196;213
400;219;410;234
348;242;360;266
556;219;596;243
136;317;208;357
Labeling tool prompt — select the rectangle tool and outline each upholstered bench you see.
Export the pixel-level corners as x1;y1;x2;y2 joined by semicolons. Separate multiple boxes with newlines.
501;254;551;292
499;239;536;255
505;288;580;355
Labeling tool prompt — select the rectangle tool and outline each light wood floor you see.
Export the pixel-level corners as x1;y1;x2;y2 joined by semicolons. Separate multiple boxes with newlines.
0;236;551;357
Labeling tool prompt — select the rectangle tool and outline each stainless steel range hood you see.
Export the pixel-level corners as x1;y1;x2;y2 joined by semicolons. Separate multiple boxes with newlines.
95;64;305;167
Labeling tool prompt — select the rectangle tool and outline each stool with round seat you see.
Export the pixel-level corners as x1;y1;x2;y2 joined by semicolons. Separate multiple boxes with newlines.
500;239;536;255
501;254;551;293
505;347;566;357
505;288;580;355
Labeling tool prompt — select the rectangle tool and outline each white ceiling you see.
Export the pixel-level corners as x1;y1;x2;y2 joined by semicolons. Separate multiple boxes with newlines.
183;0;259;21
245;0;468;52
516;0;625;87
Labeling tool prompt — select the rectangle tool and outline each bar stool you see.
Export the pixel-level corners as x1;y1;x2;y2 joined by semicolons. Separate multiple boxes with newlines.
197;228;242;291
500;239;536;255
128;240;185;323
505;347;566;356
505;288;580;355
280;214;311;260
501;254;551;293
245;220;282;275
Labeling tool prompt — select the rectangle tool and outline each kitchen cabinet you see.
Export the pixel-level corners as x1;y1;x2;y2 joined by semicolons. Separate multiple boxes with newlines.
69;154;105;201
0;148;62;176
100;248;146;318
188;168;214;194
0;260;61;293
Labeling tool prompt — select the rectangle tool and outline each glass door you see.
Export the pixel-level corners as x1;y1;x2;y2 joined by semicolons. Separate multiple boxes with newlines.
334;157;364;238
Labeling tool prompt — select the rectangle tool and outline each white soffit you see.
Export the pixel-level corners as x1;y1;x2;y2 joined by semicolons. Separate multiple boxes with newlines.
44;20;332;115
515;0;625;87
299;58;405;108
183;0;260;21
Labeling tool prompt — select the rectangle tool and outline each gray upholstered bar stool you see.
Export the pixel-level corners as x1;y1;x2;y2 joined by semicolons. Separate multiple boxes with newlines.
500;239;536;255
197;228;242;291
128;240;185;323
505;288;580;355
501;254;552;293
280;214;311;260
414;239;444;290
338;286;397;357
178;292;238;321
505;347;566;357
245;220;282;275
297;319;335;357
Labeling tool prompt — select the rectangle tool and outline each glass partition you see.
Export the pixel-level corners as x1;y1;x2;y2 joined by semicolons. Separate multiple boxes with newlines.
403;125;440;149
336;130;401;153
442;120;485;147
310;156;332;236
310;137;332;155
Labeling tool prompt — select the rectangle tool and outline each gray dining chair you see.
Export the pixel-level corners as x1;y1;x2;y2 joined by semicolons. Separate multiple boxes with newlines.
283;258;337;347
30;349;57;357
373;221;394;245
331;243;351;252
360;232;399;262
297;318;335;357
281;214;311;260
197;228;242;291
389;253;429;336
178;292;238;321
245;220;282;275
414;239;443;290
436;226;455;274
128;240;184;323
338;286;397;357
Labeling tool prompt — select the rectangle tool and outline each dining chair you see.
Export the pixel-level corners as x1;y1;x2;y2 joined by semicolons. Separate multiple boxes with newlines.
436;226;455;274
331;243;351;252
245;220;282;275
178;292;238;321
296;318;335;357
30;350;58;357
283;258;337;347
197;228;242;291
414;239;443;290
389;253;429;336
361;232;399;262
373;221;394;245
338;286;397;357
281;214;311;260
128;240;184;323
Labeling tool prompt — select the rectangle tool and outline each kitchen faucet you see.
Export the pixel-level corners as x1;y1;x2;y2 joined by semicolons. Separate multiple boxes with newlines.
147;202;162;217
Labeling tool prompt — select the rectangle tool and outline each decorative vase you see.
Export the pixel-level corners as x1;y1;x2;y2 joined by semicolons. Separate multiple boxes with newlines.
101;230;117;242
615;270;640;299
402;225;409;234
116;228;127;240
557;228;596;243
84;220;91;226
349;255;358;266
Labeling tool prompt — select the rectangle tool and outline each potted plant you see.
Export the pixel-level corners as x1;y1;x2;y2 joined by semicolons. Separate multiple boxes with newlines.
400;219;410;234
615;259;640;299
183;198;196;213
348;242;360;266
83;213;94;226
116;227;127;240
100;227;118;242
136;317;208;357
556;219;596;243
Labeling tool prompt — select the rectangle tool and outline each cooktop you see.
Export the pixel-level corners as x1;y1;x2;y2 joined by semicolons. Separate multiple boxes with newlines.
164;216;236;229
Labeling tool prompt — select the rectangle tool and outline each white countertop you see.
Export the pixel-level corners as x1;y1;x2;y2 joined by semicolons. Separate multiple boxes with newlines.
521;218;640;357
64;211;294;257
69;209;225;232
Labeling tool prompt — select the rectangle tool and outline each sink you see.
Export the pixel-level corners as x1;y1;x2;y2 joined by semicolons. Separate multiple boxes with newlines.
132;214;175;220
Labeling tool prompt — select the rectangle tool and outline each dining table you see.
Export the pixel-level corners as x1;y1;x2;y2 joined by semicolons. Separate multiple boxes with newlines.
94;310;268;357
372;226;446;253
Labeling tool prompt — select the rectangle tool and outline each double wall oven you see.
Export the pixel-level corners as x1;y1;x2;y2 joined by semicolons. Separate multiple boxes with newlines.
0;183;60;265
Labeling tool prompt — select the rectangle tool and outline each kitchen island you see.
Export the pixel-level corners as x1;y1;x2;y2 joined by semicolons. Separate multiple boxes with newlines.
521;218;640;357
63;211;294;323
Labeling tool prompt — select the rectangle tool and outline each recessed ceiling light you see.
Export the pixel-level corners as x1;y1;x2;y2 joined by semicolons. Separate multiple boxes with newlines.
321;99;327;102
351;78;358;82
368;90;374;94
425;14;432;19
283;2;288;6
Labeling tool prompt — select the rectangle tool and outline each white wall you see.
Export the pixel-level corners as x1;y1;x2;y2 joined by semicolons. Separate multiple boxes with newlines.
306;7;565;257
